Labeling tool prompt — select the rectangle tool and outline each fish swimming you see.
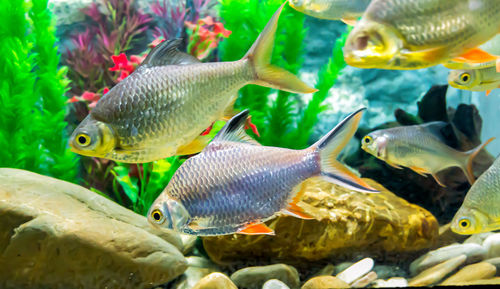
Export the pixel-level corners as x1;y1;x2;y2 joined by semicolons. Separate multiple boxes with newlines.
148;108;377;236
448;64;500;96
361;122;494;187
451;156;500;235
343;0;500;70
288;0;371;24
69;3;316;163
445;34;500;70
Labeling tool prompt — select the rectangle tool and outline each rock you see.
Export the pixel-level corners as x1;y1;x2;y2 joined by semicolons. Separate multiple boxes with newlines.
230;264;300;289
172;257;219;289
373;265;407;279
483;233;500;258
0;168;187;289
335;262;354;274
351;271;377;288
484;257;500;271
301;276;349;289
263;279;291;289
408;254;467;286
203;178;438;263
409;243;486;275
456;277;500;285
192;273;238;289
337;258;374;284
313;264;335;277
440;262;496;286
464;232;493;245
180;233;198;255
372;277;408;288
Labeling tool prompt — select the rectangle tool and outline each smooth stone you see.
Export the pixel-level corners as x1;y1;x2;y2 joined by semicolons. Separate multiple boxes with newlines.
484;257;500;271
192;273;237;289
408;254;467;286
334;262;354;274
301;276;349;289
409;243;486;275
483;233;500;258
180;233;198;255
0;168;186;289
440;262;497;286
172;257;219;289
457;277;500;285
464;232;493;245
373;265;407;279
337;258;374;284
203;179;438;264
263;279;291;289
372;277;408;288
313;264;335;277
351;271;377;288
230;264;300;289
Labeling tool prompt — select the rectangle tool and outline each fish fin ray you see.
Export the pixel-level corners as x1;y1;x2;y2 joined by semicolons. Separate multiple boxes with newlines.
409;166;429;177
452;48;498;64
244;3;317;94
283;203;314;220
237;222;275;235
431;173;447;187
462;137;495;184
142;38;200;67
418;121;450;143
210;110;260;146
176;135;211;156
486;90;492;96
341;18;357;26
386;161;404;170
497;59;500;73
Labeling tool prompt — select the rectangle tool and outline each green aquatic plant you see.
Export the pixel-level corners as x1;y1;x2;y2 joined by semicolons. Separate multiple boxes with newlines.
218;0;348;149
0;0;77;181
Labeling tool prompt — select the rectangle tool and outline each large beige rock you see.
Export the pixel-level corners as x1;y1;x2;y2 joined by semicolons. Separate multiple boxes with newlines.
203;178;438;263
0;168;187;289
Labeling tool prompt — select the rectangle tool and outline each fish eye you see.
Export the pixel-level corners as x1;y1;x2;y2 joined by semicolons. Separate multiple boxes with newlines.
363;136;373;144
76;133;91;147
151;209;165;224
458;217;471;229
460;73;471;83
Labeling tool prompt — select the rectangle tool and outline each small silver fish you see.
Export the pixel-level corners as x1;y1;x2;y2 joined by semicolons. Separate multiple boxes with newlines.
289;0;371;23
361;122;493;187
148;109;377;236
448;64;500;95
69;3;316;163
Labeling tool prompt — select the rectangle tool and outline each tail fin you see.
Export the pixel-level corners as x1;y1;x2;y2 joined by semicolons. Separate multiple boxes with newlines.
311;108;378;193
244;2;317;94
462;137;495;184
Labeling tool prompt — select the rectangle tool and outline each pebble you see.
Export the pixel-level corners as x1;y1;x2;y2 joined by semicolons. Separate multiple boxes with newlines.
372;277;408;288
336;258;374;284
313;263;335;277
263;279;291;289
301;276;349;289
409;243;486;275
230;264;300;289
334;262;354;274
457;277;500;285
464;232;493;245
373;265;407;279
172;257;219;289
408;254;467;286
440;262;497;286
351;271;377;288
484;257;500;271
192;273;238;289
482;233;500;258
180;233;198;255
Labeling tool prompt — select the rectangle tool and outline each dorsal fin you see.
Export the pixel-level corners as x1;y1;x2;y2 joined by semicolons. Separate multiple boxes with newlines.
211;109;260;145
141;38;200;67
418;121;450;143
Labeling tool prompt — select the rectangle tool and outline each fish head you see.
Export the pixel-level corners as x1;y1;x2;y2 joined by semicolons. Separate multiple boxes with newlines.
448;69;479;90
288;0;308;12
361;131;388;160
344;19;405;69
148;195;191;232
451;206;490;235
69;115;116;158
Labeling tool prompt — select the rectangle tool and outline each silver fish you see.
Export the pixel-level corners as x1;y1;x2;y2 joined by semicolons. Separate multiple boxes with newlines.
148;109;377;236
289;0;371;23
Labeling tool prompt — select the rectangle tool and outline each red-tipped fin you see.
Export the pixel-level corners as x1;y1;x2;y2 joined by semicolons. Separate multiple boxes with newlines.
283;202;314;220
341;18;357;26
486;90;492;96
237;222;275;235
452;48;498;64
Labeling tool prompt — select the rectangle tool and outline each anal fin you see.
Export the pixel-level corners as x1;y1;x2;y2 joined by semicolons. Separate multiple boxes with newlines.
237;222;275;236
341;18;357;26
283;202;314;220
431;173;447;187
386;161;403;170
176;135;211;156
409;166;429;177
452;48;498;64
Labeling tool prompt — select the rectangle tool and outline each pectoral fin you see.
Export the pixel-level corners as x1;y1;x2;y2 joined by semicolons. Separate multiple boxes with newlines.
176;135;211;155
237;222;275;235
452;48;498;64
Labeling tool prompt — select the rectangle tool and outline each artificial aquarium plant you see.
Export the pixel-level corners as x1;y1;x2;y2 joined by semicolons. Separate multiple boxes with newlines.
0;0;78;182
218;0;348;149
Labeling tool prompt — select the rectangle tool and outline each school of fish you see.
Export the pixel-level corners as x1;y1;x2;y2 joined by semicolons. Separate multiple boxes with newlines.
66;0;500;236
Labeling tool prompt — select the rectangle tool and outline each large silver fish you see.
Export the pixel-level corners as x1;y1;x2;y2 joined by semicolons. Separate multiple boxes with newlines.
69;3;316;163
361;122;493;187
148;109;377;236
288;0;371;23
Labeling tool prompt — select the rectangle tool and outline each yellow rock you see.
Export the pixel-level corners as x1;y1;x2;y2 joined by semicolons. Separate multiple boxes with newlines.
192;273;238;289
457;277;500;285
203;178;438;263
301;276;349;289
441;262;497;285
409;255;466;286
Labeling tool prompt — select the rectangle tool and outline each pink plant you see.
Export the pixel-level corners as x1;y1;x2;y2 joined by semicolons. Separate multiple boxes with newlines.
185;16;231;60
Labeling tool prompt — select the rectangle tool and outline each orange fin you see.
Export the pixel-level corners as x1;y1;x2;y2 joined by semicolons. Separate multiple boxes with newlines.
237;222;275;236
283;202;314;220
341;18;357;26
497;59;500;73
409;166;429;177
431;173;447;187
176;135;211;155
452;48;498;64
387;161;403;170
486;90;492;96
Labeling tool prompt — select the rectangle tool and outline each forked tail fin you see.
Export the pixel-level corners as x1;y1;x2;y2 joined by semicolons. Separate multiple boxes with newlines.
311;108;378;193
244;2;317;94
462;137;495;184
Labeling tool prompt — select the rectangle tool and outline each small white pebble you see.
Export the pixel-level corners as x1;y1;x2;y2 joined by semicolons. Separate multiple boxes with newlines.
337;257;374;284
262;279;290;289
